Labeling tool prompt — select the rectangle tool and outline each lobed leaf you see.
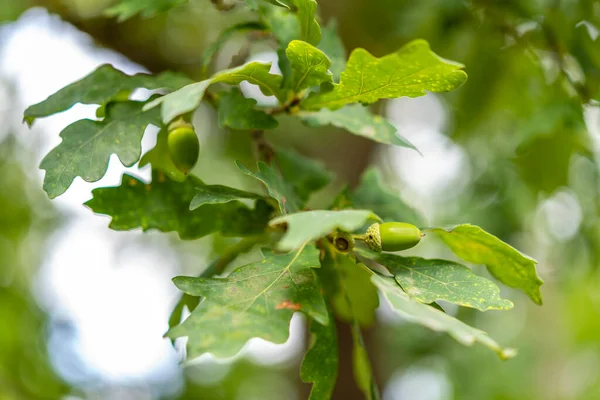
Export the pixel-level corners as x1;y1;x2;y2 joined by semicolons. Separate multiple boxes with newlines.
270;209;380;251
302;39;467;110
286;40;333;93
190;184;263;209
300;315;338;400
24;64;191;125
362;252;514;311
274;146;333;203
217;89;278;130
104;0;186;21
85;172;271;239
371;272;516;359
144;62;285;124
167;245;328;359
429;224;543;305
352;167;424;226
40;100;160;198
237;160;301;214
300;104;418;150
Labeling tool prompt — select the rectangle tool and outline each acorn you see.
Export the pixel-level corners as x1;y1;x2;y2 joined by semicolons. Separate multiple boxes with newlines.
364;222;423;253
167;120;199;174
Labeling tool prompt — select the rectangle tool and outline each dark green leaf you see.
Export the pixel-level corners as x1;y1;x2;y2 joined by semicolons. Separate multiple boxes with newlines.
371;272;516;359
300;104;418;150
190;184;263;209
104;0;186;21
40;100;160;198
286;40;333;93
166;244;328;359
144;62;285;124
24;64;191;125
270;209;380;251
237;160;301;214
300;315;338;400
85;172;271;239
352;167;424;226
429;224;543;305
139;128;187;182
217;89;278;130
302;39;467;110
364;252;514;311
317;19;346;80
274;147;333;202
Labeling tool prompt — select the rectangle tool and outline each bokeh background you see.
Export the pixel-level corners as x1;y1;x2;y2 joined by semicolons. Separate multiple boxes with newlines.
1;0;600;399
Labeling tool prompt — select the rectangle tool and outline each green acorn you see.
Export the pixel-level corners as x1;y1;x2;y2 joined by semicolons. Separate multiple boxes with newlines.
167;120;200;174
364;222;423;253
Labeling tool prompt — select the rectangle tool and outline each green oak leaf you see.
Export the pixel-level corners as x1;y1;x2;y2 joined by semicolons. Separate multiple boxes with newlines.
217;89;278;130
351;321;380;400
200;21;268;75
275;146;333;202
40;100;160;198
321;249;379;327
139;128;187;182
166;244;328;359
300;314;338;400
364;252;513;311
237;160;301;214
104;0;186;21
85;172;271;239
352;167;424;226
371;272;516;359
144;62;285;124
190;184;263;209
293;0;321;46
300;104;418;150
428;224;543;305
302;39;467;110
270;209;380;251
286;40;333;93
318;19;346;80
24;64;191;125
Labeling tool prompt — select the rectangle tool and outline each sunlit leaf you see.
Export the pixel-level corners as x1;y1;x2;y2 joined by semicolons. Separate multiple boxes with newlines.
300;104;418;150
167;244;328;359
40;100;160;198
371;272;516;359
85;172;271;239
286;40;333;93
302;39;467;110
270;209;380;251
429;224;543;305
24;64;191;125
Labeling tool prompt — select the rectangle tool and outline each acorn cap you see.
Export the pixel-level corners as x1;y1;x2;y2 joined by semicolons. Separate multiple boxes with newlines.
365;223;382;253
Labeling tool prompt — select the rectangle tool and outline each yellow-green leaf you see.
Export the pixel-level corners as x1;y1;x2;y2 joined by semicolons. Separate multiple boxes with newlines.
302;39;467;110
